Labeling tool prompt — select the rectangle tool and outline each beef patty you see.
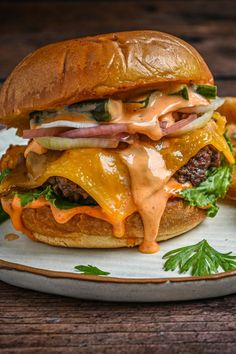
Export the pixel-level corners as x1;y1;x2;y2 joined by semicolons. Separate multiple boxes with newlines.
47;146;220;204
174;146;220;186
47;176;97;205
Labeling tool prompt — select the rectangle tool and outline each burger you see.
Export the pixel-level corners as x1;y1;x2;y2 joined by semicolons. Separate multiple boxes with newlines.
0;31;234;253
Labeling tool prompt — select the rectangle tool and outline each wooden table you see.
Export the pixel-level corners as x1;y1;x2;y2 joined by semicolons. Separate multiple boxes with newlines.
0;1;236;353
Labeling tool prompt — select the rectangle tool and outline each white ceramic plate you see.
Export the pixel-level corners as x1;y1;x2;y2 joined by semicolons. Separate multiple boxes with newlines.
0;129;236;302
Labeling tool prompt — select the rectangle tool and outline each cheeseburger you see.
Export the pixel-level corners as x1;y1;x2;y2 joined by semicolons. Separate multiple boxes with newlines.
0;31;234;253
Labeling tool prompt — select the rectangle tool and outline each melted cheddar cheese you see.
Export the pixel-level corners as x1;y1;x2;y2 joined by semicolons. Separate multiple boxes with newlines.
1;149;136;221
158;115;235;173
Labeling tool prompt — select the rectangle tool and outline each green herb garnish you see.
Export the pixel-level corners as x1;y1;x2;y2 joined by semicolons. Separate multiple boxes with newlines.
0;203;9;223
179;165;233;217
163;239;236;276
170;85;189;100
195;85;217;99
74;264;110;276
0;168;12;183
17;186;96;209
17;186;51;207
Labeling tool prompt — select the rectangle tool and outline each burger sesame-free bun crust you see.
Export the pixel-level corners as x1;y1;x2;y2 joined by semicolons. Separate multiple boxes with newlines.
21;199;206;248
0;30;213;129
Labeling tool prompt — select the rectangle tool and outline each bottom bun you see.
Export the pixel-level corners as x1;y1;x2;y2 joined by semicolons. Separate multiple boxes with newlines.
21;198;206;248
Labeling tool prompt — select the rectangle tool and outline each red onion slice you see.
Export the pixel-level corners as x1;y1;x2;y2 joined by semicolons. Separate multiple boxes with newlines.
162;111;213;137
58;123;129;138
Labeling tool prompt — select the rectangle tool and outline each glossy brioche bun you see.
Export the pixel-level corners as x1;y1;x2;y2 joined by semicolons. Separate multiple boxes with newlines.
0;30;213;130
21;199;206;248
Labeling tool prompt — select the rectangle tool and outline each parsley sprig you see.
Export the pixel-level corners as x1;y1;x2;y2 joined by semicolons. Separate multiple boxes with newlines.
74;264;110;276
163;239;236;276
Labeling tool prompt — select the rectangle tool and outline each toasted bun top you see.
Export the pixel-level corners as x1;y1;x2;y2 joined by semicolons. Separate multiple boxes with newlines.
0;30;213;129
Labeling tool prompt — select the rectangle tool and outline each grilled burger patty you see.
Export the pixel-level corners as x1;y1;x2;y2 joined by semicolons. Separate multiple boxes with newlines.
174;146;220;186
47;146;220;204
47;176;97;205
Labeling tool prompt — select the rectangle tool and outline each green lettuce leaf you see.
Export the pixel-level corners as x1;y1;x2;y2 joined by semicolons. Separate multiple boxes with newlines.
17;185;89;209
0;203;9;223
0;169;12;223
179;165;233;217
0;168;12;183
17;189;43;207
224;131;234;153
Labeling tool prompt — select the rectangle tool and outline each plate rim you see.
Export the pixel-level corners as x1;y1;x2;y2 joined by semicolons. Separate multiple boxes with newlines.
1;259;236;284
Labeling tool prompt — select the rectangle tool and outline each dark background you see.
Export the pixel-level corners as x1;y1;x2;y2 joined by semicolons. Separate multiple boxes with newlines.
0;1;236;353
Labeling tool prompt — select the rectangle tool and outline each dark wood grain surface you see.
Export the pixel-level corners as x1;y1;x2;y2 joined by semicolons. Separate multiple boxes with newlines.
1;282;236;354
0;1;236;353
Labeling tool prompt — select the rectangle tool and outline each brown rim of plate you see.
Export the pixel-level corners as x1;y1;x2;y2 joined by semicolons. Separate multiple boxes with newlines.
0;259;236;284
